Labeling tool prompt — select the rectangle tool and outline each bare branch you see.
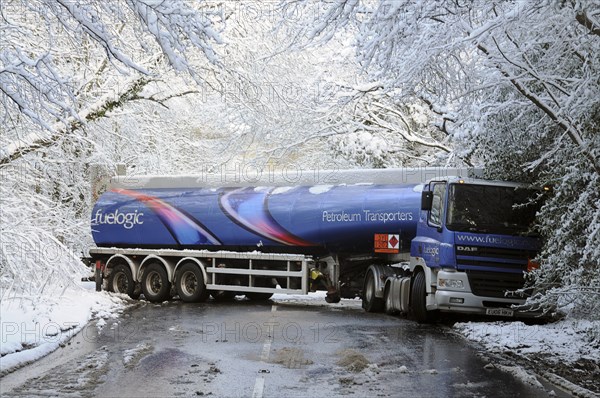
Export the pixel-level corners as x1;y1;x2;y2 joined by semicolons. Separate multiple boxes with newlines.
576;11;600;37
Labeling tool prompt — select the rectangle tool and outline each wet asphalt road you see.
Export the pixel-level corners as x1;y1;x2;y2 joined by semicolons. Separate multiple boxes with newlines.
0;296;570;397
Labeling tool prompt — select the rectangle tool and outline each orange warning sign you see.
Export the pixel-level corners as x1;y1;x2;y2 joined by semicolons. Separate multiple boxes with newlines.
374;234;400;254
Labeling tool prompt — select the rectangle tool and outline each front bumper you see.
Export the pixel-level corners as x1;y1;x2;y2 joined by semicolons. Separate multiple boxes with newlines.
433;270;543;318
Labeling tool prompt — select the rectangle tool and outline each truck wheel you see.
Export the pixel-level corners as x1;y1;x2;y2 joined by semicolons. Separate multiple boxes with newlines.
325;291;341;304
246;276;275;301
384;285;398;315
362;270;384;313
411;271;437;323
175;263;208;303
141;263;171;303
210;291;236;301
245;292;274;301
108;264;138;299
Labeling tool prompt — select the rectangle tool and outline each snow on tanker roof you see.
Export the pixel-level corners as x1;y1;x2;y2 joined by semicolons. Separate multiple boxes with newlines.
109;167;484;190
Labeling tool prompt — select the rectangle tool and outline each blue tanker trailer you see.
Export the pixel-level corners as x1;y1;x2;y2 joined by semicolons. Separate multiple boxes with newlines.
88;167;545;321
92;184;420;254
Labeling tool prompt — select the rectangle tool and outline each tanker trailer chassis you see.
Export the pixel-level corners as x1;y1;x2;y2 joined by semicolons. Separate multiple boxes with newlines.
89;247;341;303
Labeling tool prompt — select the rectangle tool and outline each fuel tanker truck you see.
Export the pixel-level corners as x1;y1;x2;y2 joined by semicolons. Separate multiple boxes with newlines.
88;167;545;321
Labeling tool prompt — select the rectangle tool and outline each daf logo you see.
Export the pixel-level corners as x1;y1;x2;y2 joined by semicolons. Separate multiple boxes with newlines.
457;245;478;252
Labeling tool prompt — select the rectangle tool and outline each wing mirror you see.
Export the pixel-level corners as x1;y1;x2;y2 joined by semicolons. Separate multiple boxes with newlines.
421;191;433;211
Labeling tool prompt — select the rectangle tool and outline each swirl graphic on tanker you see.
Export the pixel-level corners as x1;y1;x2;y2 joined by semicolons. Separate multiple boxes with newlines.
113;189;221;245
219;188;315;246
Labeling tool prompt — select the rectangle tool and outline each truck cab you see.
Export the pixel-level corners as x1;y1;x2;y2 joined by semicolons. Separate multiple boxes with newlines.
367;176;546;321
411;177;543;319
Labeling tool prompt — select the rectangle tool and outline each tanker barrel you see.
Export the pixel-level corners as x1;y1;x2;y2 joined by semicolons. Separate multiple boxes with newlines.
91;180;423;253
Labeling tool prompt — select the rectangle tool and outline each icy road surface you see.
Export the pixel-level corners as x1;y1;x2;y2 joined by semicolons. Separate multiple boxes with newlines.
0;296;569;397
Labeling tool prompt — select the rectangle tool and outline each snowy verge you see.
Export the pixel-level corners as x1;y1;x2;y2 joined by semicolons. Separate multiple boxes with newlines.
0;285;127;375
454;319;600;396
453;319;600;363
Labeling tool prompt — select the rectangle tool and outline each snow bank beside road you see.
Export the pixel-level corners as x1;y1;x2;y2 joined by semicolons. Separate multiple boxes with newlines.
454;319;600;363
454;319;600;395
0;286;126;375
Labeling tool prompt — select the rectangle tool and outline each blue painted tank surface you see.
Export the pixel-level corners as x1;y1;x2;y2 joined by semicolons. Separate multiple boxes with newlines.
91;184;422;252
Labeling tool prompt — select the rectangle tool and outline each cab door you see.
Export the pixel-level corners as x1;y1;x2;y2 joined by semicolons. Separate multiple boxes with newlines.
413;181;446;267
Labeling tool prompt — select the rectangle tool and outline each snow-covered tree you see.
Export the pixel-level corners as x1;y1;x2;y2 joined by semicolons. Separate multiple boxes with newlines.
0;0;225;299
324;85;464;167
0;0;224;161
275;1;473;168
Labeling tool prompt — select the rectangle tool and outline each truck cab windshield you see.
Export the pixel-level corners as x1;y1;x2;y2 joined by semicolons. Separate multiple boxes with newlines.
446;183;542;235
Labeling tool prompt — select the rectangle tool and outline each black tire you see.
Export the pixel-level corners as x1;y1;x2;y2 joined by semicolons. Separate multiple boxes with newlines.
108;264;139;299
325;292;341;304
245;276;275;301
362;269;384;313
210;290;237;301
384;285;398;315
411;271;437;323
141;263;171;303
245;292;274;301
175;263;208;303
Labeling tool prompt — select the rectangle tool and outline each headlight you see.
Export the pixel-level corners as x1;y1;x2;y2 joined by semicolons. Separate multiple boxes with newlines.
438;278;464;290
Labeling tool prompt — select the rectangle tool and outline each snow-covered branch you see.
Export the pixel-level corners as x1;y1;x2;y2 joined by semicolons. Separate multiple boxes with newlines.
0;78;150;166
0;0;223;136
476;41;600;175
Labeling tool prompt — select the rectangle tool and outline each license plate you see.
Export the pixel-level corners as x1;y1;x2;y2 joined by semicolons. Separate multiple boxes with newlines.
486;308;514;317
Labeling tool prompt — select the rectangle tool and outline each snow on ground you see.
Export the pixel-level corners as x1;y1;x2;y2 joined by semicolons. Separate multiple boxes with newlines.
453;319;600;364
0;283;126;375
272;290;363;309
455;318;600;397
122;342;153;368
495;364;544;389
272;290;328;302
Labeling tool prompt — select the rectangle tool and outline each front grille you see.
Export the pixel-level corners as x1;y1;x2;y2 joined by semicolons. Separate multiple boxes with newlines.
482;301;521;308
467;271;525;298
455;245;536;272
456;245;537;259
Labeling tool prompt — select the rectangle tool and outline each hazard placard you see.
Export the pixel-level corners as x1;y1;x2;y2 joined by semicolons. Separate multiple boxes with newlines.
374;234;400;254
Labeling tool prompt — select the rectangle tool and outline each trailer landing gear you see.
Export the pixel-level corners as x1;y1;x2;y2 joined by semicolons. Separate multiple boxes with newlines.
310;268;341;304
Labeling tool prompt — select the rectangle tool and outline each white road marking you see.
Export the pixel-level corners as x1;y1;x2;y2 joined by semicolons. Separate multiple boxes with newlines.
252;377;265;398
252;304;277;398
260;339;272;362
